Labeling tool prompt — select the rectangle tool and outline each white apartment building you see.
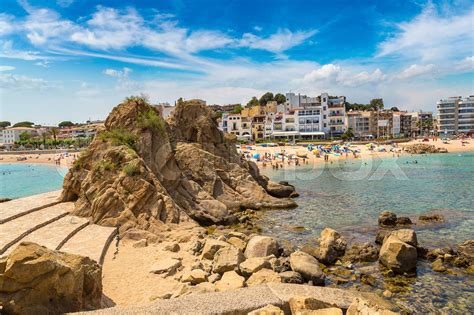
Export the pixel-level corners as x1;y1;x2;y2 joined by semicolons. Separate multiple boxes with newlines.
1;127;38;146
437;96;474;135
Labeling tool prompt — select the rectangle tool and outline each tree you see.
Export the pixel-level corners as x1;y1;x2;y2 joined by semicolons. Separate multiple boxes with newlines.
246;96;260;108
0;121;11;128
19;131;31;142
259;92;274;106
231;105;243;114
58;121;74;127
274;93;286;104
370;98;384;110
390;107;400;112
51;127;58;142
341;128;354;140
13;121;34;128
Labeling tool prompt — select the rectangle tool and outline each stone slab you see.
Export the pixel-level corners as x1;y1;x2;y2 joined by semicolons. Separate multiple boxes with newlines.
0;190;62;224
60;224;117;264
0;202;73;254
1;215;89;257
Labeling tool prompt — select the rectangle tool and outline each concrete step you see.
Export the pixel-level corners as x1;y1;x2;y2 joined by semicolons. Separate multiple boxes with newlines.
59;224;117;264
0;190;62;224
0;202;74;255
1;215;89;257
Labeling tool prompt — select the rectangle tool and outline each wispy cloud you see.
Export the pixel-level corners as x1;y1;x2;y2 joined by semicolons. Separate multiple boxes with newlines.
395;64;435;79
240;29;317;54
0;65;15;71
0;73;49;90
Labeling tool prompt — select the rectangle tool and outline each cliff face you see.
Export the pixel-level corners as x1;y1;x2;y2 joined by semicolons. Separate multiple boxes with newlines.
62;98;296;233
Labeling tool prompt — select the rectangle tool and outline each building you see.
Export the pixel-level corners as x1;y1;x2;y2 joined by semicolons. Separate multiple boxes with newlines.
58;123;102;140
1;127;38;146
154;103;175;119
345;111;373;139
437;96;474;136
408;111;433;136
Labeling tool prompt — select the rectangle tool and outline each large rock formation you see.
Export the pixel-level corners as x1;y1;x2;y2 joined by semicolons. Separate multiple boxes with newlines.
0;242;102;314
62;98;296;233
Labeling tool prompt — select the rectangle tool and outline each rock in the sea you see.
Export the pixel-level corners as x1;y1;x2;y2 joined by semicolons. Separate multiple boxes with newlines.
396;216;412;225
403;143;442;154
431;258;448;273
239;257;271;276
288;296;334;314
457;240;474;264
201;239;230;260
418;214;444;223
0;242;102;314
289;251;325;285
389;229;418;247
212;246;245;274
379;235;417;273
215;270;245;292
375;230;391;245
61;98;296;233
317;228;347;264
246;268;282;286
279;271;304;284
264;181;296;198
149;257;182;276
181;269;208;285
378;211;397;227
342;242;378;263
248;304;284;315
245;236;279;258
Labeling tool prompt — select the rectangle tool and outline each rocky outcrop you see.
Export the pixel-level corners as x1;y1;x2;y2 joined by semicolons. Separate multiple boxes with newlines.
403;143;446;154
379;234;417;274
0;242;102;314
61;98;296;234
316;228;347;264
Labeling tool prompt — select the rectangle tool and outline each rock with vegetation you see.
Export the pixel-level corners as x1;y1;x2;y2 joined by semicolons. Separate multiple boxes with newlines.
62;97;296;234
0;242;102;314
403;143;445;154
378;211;397;227
418;214;445;223
342;243;379;263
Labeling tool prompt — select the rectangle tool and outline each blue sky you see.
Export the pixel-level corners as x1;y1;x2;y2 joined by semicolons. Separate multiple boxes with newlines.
0;0;473;124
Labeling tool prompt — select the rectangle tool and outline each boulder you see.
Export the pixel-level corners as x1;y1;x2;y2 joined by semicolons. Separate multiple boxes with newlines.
279;271;304;284
215;270;245;292
396;217;412;225
317;228;347;264
245;236;279;258
457;240;474;264
379;235;417;273
418;214;444;223
227;231;248;240
389;229;418;247
239;257;272;276
289;251;325;285
378;211;397;227
149;257;182;276
288;296;334;314
212;246;245;274
347;297;399;315
132;239;148;248
305;308;344;315
265;181;296;198
248;304;284;315
403;143;440;154
342;243;378;263
375;230;391;245
431;259;448;273
227;237;247;251
201;239;230;260
246;268;281;286
181;269;208;285
162;242;180;252
0;242;102;314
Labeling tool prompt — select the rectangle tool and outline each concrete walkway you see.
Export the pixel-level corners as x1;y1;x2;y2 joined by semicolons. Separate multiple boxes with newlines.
73;283;395;315
0;192;116;264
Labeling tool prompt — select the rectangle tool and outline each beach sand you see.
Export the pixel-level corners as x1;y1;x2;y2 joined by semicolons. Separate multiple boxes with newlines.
0;152;78;168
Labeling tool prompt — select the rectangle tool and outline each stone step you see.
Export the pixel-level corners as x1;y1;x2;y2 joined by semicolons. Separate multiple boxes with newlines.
0;190;62;224
1;215;90;257
0;202;74;255
59;224;117;264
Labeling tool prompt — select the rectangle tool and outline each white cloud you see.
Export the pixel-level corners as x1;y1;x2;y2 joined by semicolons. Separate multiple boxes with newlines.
0;40;53;61
303;64;341;82
0;14;15;36
103;67;132;78
456;56;474;72
240;29;317;54
0;73;49;90
378;4;474;62
395;64;435;79
301;64;386;87
0;65;15;71
56;0;74;8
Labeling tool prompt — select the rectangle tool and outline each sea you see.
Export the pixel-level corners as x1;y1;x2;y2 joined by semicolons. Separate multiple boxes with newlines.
0;163;67;199
260;152;474;313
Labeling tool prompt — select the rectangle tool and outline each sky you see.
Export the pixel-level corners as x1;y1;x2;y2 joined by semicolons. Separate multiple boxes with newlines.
0;0;473;125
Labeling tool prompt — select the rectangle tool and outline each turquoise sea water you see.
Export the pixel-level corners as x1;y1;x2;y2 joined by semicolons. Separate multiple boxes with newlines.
260;152;474;313
0;164;67;199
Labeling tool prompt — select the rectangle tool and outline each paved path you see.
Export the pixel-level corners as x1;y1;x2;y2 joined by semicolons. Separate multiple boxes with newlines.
0;190;62;224
0;192;116;264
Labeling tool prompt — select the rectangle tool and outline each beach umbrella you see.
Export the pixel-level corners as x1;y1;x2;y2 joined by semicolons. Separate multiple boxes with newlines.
253;153;260;159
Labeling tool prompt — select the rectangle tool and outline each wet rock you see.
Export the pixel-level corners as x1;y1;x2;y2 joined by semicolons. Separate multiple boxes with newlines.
201;239;229;260
383;290;393;298
288;296;334;314
457;240;474;264
317;228;347;264
245;236;279;258
342;242;379;263
213;246;245;274
271;256;291;273
215;270;245;292
389;229;418;247
418;214;444;223
265;181;296;198
289;251;325;285
227;237;247;251
375;230;391;245
347;297;398;315
379;235;417;274
239;257;271;277
360;274;376;286
181;269;208;285
378;211;397;227
396;217;412;225
246;268;282;286
0;242;102;314
248;304;284;315
150;258;182;276
426;247;454;261
432;259;448;273
279;271;304;284
301;244;320;257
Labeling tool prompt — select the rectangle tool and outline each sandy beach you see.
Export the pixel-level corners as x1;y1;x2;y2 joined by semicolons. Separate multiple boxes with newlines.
0;151;79;168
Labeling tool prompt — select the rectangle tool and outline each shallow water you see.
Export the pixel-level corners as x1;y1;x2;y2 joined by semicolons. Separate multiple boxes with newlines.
260;152;474;313
0;164;67;199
